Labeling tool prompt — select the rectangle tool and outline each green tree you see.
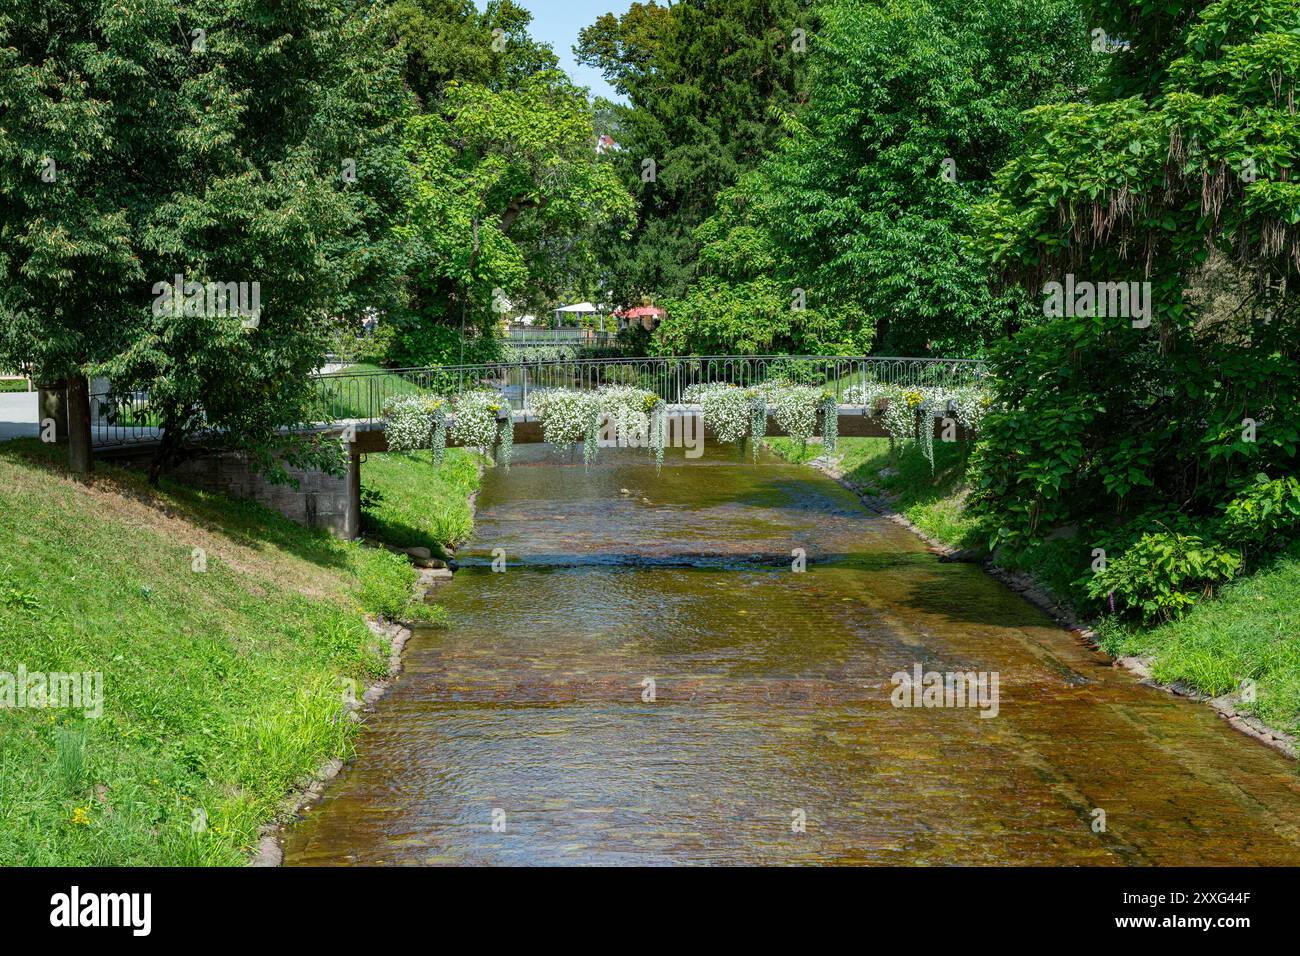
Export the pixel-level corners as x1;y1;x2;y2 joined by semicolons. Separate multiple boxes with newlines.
655;176;871;355
389;0;559;104
0;0;411;479
651;0;1092;357
0;0;153;471
752;0;1094;355
970;0;1300;551
583;0;813;306
394;71;635;366
575;1;672;100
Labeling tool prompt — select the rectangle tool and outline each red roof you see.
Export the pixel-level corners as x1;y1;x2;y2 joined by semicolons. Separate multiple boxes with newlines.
616;306;665;318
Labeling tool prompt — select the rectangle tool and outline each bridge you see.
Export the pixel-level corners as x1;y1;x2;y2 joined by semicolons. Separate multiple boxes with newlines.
51;355;986;538
82;354;985;448
313;354;985;453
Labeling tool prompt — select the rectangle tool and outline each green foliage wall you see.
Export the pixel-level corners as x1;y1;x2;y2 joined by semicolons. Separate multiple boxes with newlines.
642;0;1095;357
971;0;1300;558
579;0;814;307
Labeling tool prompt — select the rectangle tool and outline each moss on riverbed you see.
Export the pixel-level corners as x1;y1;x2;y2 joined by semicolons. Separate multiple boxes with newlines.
0;439;478;864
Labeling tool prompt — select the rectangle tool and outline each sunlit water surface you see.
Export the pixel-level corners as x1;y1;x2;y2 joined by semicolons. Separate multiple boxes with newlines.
284;444;1300;865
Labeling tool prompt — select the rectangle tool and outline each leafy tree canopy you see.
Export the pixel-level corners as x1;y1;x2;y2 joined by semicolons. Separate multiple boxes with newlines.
575;1;672;101
389;0;558;104
655;175;871;355
654;0;1094;357
582;0;814;306
971;0;1300;550
394;71;636;365
0;0;410;479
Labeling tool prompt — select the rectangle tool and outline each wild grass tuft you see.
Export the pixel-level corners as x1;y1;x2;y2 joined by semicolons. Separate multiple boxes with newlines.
359;449;481;555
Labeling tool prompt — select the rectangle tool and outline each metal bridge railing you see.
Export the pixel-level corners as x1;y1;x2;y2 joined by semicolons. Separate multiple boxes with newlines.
311;355;988;428
86;355;986;446
505;329;614;345
88;389;162;446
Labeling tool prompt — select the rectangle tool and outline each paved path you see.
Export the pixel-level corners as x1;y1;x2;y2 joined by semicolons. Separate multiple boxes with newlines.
0;392;38;442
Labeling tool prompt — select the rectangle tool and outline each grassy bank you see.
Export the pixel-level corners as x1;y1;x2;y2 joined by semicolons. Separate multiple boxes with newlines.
360;449;481;556
0;439;474;865
1096;550;1300;735
768;436;1300;739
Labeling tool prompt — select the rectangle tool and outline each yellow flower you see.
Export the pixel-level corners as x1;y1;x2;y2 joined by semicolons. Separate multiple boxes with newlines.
71;806;91;827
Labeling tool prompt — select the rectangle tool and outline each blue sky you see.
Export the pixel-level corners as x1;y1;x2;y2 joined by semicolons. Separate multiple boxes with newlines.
478;0;634;102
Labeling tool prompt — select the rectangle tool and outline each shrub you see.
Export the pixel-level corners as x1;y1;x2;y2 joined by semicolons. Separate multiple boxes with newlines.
1220;474;1300;556
1085;531;1242;624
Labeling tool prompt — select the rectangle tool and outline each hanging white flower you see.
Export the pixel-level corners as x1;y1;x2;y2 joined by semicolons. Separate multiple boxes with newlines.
451;390;505;453
382;393;448;464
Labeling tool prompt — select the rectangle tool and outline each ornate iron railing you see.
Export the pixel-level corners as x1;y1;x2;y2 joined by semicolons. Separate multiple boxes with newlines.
86;355;986;445
88;389;162;445
312;355;988;428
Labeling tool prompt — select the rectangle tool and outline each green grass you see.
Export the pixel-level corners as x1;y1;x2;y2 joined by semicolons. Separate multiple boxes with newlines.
360;449;482;556
0;378;31;393
316;362;423;420
1095;548;1300;735
765;436;981;549
0;438;460;865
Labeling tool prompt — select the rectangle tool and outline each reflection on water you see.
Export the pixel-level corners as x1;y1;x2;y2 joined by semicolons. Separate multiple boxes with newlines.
284;444;1300;865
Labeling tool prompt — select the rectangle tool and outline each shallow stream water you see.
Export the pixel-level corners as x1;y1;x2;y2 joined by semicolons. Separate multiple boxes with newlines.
284;444;1300;865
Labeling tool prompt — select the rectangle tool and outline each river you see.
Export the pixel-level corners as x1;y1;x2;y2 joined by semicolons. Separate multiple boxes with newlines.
283;443;1300;865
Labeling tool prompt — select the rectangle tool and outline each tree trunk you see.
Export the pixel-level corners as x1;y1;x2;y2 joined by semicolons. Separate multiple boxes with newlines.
66;374;93;476
498;194;548;235
148;418;184;487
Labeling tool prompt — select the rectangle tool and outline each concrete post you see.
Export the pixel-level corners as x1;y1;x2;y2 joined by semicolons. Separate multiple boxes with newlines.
345;441;362;540
37;381;68;442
